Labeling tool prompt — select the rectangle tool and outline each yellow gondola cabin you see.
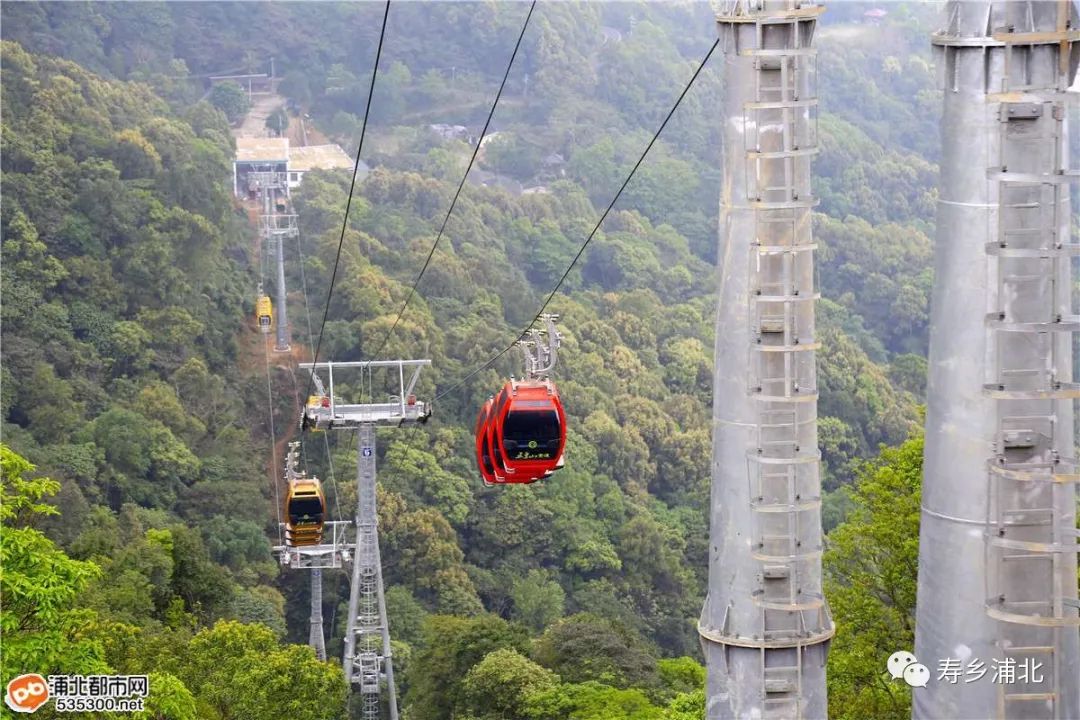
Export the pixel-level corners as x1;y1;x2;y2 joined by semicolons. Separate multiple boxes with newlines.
256;295;273;333
284;477;326;547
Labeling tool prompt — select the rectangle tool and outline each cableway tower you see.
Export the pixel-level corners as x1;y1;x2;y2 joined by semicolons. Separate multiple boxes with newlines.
298;359;431;720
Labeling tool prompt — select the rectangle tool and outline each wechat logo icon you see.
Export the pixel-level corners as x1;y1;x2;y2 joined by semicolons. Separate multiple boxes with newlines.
887;651;930;688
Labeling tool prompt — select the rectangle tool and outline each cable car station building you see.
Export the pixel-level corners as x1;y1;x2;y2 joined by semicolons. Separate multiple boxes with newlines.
233;137;353;198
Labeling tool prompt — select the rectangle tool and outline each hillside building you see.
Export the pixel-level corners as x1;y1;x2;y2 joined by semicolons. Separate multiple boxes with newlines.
233;137;355;198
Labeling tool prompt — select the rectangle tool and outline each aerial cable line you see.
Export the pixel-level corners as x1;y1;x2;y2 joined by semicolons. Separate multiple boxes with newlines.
367;0;538;362
434;37;720;404
323;432;343;527
263;336;284;544
256;197;282;544
294;221;345;523
296;226;318;367
302;0;391;406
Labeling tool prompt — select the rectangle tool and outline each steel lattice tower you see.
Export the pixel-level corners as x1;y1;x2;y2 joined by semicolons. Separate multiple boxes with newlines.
344;423;398;720
250;168;294;353
699;2;833;718
274;442;348;662
299;359;430;720
916;2;1080;718
310;568;326;661
261;193;294;353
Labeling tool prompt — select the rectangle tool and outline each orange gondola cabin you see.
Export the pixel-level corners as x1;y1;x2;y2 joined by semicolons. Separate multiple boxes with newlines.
301;394;333;432
285;477;326;546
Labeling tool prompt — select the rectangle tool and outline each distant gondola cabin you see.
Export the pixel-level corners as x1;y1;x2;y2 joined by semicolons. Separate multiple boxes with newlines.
256;296;273;333
302;395;333;432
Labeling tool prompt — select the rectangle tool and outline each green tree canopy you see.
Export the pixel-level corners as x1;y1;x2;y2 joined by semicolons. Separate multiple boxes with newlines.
533;613;659;691
407;614;530;720
825;432;923;720
460;647;559;719
208;81;250;122
0;445;107;677
166;620;347;720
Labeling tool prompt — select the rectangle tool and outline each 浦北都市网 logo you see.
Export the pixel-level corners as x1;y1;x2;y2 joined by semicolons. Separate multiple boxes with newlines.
5;674;49;713
4;674;148;713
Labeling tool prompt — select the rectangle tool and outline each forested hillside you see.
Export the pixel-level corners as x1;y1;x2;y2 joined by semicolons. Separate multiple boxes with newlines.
2;3;938;718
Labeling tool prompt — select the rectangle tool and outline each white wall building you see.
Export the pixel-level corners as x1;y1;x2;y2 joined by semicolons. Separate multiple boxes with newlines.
233;137;356;197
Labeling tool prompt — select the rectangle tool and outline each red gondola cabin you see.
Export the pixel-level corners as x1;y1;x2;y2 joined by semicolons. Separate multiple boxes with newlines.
485;388;513;482
486;378;566;483
475;398;498;485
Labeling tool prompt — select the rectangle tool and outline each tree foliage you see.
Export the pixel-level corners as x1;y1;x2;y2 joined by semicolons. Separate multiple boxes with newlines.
208;81;250;123
825;433;923;720
0;445;107;678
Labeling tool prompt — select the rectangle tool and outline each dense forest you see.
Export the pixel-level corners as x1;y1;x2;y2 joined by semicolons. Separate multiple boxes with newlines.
2;3;938;718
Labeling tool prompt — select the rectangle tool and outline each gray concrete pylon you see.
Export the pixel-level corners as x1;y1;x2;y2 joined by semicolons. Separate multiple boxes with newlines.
701;3;832;718
916;2;1080;718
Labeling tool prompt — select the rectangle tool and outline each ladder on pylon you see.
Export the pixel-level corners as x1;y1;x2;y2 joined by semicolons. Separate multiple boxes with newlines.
984;18;1080;718
742;12;831;718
